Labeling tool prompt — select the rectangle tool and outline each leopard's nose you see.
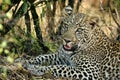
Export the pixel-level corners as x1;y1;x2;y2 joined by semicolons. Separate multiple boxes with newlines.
64;38;71;43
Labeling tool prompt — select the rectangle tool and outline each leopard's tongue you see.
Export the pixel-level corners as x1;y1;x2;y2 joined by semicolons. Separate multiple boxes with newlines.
64;44;72;50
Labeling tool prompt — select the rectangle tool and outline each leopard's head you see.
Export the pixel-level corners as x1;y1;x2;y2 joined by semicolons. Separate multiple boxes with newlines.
56;14;99;52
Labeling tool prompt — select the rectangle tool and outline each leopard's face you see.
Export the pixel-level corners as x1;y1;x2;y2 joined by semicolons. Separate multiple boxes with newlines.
58;22;94;52
56;13;100;54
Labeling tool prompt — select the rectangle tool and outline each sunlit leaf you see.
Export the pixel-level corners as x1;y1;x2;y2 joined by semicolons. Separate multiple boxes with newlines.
4;49;9;54
0;48;3;54
0;24;3;30
6;12;12;19
7;56;14;63
1;41;7;48
3;0;11;4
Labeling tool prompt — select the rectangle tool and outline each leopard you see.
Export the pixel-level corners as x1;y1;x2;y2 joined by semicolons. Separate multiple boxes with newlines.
15;7;120;80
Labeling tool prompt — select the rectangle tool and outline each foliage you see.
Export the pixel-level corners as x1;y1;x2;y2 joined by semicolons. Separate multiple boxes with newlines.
1;0;119;79
0;0;17;60
0;1;18;79
0;0;11;11
0;0;59;79
114;0;120;8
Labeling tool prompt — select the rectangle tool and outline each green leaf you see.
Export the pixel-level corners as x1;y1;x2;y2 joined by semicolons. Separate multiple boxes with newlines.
0;24;3;30
6;12;12;19
4;49;9;54
14;0;28;18
7;56;14;63
1;41;7;48
3;0;11;5
0;48;3;54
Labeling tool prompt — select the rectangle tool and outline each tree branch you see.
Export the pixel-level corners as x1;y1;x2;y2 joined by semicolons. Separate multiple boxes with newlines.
30;4;50;53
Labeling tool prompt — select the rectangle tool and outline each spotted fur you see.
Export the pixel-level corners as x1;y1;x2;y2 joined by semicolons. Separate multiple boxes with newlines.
17;12;120;80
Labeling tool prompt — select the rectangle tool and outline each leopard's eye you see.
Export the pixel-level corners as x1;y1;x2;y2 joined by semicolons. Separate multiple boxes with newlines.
75;28;89;40
75;28;82;40
75;28;84;35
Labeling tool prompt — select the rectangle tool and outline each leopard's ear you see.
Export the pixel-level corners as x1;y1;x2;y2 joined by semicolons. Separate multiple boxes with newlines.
88;16;99;29
61;6;73;17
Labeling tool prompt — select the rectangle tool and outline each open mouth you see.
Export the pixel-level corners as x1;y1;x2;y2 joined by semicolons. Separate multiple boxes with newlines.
63;39;78;51
64;44;72;50
63;43;78;51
